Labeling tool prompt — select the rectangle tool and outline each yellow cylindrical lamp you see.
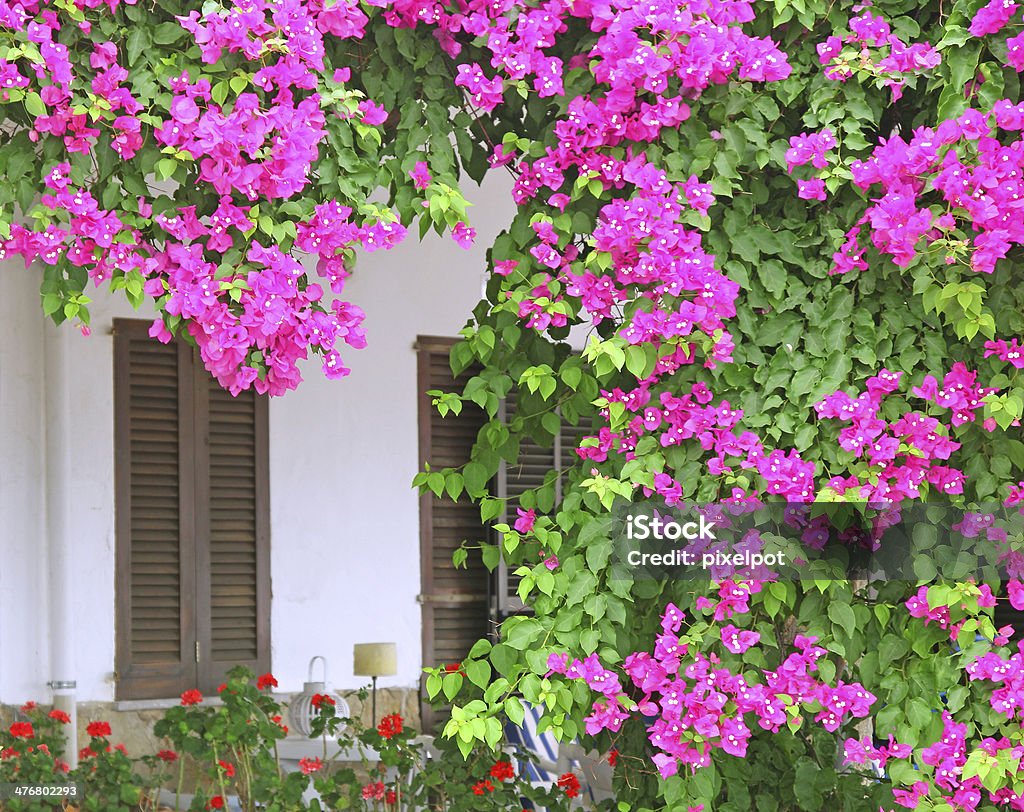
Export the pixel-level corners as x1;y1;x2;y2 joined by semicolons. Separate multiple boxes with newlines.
353;643;397;724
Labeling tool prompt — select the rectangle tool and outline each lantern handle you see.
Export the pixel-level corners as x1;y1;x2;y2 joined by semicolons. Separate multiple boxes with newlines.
308;655;328;684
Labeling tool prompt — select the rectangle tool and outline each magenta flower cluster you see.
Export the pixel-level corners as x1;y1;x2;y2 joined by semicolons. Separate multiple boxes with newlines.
814;366;993;501
786;128;836;201
817;8;941;100
970;0;1024;70
0;0;434;395
548;601;874;779
832;102;1024;275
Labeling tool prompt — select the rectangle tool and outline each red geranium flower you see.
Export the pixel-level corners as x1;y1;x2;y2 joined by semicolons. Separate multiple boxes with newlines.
298;757;322;775
48;710;70;724
86;721;112;738
472;779;495;795
218;760;235;778
377;713;403;739
362;782;385;800
157;750;178;763
311;693;335;708
385;789;398;804
607;748;618;767
271;714;289;735
207;797;225;810
9;722;33;739
490;760;515;781
79;746;96;760
557;772;581;798
20;701;37;713
216;683;227;693
180;689;203;706
256;673;278;690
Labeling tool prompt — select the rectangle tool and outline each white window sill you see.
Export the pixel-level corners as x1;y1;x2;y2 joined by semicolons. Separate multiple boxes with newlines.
113;692;292;712
113;697;225;712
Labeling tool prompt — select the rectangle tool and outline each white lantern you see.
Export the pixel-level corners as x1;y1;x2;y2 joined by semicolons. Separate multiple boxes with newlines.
289;656;349;738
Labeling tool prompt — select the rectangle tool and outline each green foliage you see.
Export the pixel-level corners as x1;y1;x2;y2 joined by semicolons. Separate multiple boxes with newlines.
408;0;1024;807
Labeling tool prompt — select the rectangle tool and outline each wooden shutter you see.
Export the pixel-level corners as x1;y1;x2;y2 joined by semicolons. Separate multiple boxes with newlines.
196;376;271;687
114;321;198;700
417;337;490;729
496;395;583;615
115;319;270;700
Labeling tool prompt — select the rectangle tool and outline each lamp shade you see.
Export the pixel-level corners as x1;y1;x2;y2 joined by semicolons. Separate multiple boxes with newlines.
353;642;397;677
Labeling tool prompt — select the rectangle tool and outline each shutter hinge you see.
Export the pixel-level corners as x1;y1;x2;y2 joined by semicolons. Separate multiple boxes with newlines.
195;641;201;663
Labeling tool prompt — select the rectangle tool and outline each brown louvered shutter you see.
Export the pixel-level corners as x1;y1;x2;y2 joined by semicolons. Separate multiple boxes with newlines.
496;395;583;615
196;376;271;688
115;319;270;700
416;336;490;730
114;321;198;700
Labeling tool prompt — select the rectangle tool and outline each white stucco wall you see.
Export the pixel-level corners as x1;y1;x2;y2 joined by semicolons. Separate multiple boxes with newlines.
0;173;514;704
0;262;48;702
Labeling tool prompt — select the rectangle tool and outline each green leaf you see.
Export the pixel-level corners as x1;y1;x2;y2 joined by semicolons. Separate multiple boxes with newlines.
152;21;186;44
211;81;229;106
541;410;561;437
490;643;517;677
878;634;909;669
464;659;491;689
504;617;542;650
561;364;582;390
41;293;61;316
463;462;489;494
504;696;525;726
442;672;464;701
827;601;855;638
24;91;45;117
585;537;613;572
625;345;648;378
481;500;504;525
126;28;151;65
906;698;932;732
444;472;464;501
426;671;442;699
790;367;821;398
156;159;178;181
758;260;787;298
481;543;500;572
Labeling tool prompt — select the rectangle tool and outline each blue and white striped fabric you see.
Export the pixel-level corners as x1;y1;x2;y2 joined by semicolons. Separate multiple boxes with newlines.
505;702;595;810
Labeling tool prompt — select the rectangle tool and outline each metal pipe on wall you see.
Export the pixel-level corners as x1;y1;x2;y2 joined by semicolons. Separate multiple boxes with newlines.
44;322;77;769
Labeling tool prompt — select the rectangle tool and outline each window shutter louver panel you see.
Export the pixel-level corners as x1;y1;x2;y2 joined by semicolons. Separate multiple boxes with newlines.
417;337;490;732
496;393;586;615
197;378;271;688
497;391;557;615
114;321;198;700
